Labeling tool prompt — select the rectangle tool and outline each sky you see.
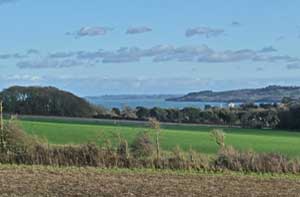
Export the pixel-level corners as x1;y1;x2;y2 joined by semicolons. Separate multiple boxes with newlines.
1;0;300;96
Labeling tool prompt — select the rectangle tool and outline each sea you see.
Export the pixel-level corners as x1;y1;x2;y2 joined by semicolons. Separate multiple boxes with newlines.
86;97;230;109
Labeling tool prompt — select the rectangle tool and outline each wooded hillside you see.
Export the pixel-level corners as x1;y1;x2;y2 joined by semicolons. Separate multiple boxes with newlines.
0;86;99;117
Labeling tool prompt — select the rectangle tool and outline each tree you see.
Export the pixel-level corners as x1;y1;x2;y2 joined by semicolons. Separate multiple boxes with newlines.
149;107;168;122
259;110;279;128
278;103;300;129
111;108;121;116
136;106;150;120
218;109;238;126
166;109;180;123
121;106;137;119
181;107;201;123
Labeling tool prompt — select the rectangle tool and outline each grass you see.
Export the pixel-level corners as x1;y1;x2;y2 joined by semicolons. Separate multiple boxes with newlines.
18;117;300;157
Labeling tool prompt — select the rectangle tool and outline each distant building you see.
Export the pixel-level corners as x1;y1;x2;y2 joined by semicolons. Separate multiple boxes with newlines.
228;102;235;108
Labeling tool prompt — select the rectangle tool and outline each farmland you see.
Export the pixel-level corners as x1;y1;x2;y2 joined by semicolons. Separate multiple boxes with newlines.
19;117;300;157
1;165;300;196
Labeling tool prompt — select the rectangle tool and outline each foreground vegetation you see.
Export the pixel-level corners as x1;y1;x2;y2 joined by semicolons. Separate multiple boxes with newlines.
1;164;300;196
20;118;300;157
0;118;299;174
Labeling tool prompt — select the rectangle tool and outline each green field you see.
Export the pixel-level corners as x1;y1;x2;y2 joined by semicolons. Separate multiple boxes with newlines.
20;118;300;157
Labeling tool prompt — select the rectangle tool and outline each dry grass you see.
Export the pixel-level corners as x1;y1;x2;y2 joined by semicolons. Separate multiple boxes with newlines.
215;145;300;173
0;165;300;196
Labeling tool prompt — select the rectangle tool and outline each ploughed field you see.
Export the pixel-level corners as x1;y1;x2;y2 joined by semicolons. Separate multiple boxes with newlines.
19;117;300;157
1;165;300;197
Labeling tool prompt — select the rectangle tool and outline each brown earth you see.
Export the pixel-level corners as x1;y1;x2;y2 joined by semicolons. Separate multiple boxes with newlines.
0;165;300;197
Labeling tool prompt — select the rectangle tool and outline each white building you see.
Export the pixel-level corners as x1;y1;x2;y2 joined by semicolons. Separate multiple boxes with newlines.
228;102;235;108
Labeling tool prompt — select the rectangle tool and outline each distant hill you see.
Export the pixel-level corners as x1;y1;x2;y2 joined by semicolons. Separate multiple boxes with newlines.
166;86;300;103
0;86;100;117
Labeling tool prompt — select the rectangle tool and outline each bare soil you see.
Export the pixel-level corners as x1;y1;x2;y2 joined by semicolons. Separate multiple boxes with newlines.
0;165;300;197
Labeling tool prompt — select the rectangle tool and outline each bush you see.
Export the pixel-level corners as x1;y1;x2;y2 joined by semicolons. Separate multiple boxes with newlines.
168;146;187;169
130;132;154;158
0;117;40;155
214;145;300;173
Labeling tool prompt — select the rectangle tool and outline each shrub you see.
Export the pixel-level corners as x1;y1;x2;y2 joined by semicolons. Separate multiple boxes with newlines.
130;132;154;158
116;138;132;168
117;139;129;159
1;117;40;155
188;148;210;170
168;146;187;169
214;145;300;173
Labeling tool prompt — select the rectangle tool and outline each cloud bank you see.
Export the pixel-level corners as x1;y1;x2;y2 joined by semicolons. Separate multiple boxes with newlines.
13;45;300;69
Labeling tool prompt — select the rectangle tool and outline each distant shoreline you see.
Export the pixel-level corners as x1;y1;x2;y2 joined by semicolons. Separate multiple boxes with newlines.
167;85;300;103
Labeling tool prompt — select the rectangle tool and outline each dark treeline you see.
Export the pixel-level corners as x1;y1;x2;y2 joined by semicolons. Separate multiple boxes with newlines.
0;86;101;117
96;99;300;130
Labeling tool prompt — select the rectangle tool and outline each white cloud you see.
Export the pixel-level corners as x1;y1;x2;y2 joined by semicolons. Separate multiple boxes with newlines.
67;26;113;38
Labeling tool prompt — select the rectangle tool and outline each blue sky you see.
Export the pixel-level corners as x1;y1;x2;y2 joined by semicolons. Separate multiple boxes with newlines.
1;0;300;96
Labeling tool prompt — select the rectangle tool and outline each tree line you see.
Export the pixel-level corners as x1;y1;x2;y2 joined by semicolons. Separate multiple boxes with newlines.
1;86;300;130
96;99;300;130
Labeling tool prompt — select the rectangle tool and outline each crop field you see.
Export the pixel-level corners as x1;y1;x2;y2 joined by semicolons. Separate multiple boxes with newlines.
18;117;300;157
0;165;300;196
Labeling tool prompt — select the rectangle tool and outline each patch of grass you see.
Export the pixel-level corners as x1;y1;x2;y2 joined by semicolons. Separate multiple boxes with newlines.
20;119;300;157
